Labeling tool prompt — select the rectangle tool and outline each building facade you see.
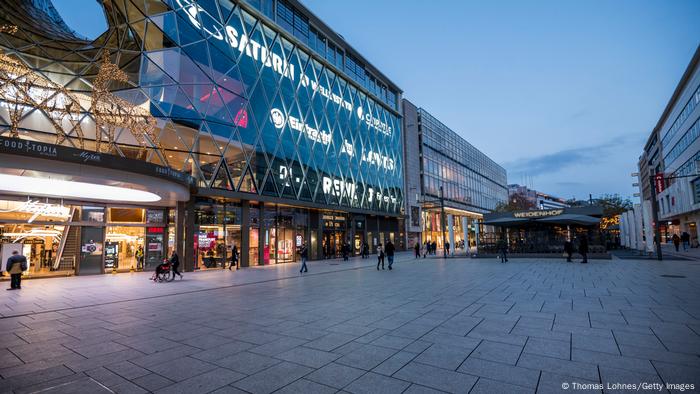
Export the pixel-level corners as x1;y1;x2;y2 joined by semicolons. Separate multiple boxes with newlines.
0;0;404;276
507;184;569;210
402;99;508;253
637;45;700;247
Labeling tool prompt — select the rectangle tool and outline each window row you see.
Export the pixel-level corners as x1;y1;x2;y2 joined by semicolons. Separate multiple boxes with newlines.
422;174;506;212
248;0;399;110
661;83;700;148
664;117;700;166
418;111;507;186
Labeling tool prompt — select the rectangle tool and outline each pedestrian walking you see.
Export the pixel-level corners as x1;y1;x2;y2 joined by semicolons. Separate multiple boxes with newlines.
672;233;681;252
362;242;369;259
299;243;308;274
376;243;385;270
229;244;239;270
414;242;421;259
6;250;27;290
563;239;573;262
342;242;349;261
431;241;437;255
170;251;183;279
423;241;428;258
681;231;690;251
497;238;508;263
386;240;395;270
444;241;450;257
579;235;589;264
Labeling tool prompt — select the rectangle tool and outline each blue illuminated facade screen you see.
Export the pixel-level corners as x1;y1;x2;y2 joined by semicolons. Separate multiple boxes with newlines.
148;0;404;214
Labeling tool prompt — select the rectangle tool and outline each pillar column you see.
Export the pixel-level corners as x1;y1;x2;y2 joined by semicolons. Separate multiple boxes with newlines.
447;214;455;255
183;198;195;272
240;200;250;267
175;202;185;261
462;216;468;253
258;202;265;265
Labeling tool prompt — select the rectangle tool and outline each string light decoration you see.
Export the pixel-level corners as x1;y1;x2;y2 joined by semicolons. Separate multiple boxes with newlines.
0;25;18;34
0;53;85;146
91;52;168;165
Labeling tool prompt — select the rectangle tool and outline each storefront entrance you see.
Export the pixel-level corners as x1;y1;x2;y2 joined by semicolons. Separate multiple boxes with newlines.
0;223;67;276
105;227;144;272
0;199;170;277
322;230;346;258
194;201;242;270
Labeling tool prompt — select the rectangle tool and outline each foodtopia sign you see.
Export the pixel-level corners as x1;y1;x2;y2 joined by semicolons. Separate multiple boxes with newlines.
513;209;564;218
174;0;393;136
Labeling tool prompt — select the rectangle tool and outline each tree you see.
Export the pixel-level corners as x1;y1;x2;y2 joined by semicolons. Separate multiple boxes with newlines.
494;192;536;212
596;194;633;218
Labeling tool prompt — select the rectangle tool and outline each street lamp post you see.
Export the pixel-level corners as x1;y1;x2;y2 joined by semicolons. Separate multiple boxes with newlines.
649;174;663;261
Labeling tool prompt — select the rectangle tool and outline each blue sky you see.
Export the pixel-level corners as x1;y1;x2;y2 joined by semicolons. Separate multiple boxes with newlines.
53;0;700;201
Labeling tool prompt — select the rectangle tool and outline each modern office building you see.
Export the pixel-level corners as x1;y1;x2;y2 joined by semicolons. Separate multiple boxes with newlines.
507;184;569;210
636;45;700;246
0;0;404;276
402;99;508;253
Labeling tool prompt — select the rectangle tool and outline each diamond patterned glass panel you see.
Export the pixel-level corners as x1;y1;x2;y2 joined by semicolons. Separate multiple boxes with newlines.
0;0;403;215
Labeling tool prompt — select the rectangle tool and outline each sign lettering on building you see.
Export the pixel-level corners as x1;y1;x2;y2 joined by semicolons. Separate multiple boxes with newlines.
175;0;393;136
513;209;563;218
654;173;665;193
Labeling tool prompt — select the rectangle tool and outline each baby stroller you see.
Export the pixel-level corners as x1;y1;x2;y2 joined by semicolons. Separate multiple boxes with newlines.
151;259;174;282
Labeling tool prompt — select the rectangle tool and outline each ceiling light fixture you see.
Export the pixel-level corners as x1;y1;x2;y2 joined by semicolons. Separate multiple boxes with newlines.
0;174;161;203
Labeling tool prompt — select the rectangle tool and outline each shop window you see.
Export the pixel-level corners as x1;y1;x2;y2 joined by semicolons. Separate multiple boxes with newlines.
81;206;104;222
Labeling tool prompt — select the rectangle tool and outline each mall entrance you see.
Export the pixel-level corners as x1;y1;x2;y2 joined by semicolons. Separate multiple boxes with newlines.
322;213;348;258
194;201;242;270
0;199;170;277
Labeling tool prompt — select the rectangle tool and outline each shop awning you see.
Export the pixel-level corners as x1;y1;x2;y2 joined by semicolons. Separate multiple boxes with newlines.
482;217;530;226
536;214;600;226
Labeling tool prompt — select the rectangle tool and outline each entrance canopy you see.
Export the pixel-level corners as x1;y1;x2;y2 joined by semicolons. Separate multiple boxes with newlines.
0;137;192;206
483;206;603;227
537;214;600;226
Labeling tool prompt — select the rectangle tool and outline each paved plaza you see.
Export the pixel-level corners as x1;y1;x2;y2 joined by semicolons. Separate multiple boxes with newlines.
1;254;699;394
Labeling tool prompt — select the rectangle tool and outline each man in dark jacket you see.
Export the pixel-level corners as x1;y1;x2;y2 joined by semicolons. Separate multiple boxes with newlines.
299;243;308;274
170;251;183;279
6;250;27;290
386;240;395;270
579;235;589;264
681;231;691;251
342;243;350;261
564;240;573;262
497;238;508;263
230;244;239;270
672;234;680;252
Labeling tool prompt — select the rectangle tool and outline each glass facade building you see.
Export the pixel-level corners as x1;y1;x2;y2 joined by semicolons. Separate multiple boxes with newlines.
0;0;404;272
402;100;508;253
419;109;507;212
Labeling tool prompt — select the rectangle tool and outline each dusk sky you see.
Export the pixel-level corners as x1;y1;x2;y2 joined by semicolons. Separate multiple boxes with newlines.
54;0;700;201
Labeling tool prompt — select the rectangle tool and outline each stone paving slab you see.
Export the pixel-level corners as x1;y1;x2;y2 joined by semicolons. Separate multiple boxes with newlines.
0;256;700;393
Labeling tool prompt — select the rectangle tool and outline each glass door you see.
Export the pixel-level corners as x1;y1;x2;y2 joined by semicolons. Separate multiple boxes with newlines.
79;226;104;275
276;227;295;263
105;227;144;272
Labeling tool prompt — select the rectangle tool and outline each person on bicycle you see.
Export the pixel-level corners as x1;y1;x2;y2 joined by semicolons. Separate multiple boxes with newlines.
170;251;182;279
